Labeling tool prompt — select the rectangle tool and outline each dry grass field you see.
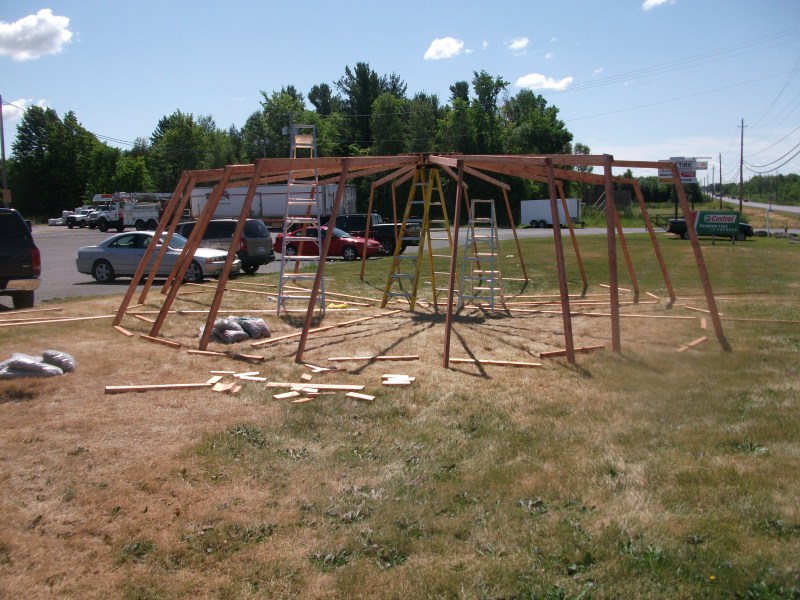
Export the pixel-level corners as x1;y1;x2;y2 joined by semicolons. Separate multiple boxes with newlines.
0;234;798;599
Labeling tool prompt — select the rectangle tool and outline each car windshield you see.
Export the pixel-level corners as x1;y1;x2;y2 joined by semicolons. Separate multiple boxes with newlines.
160;232;189;249
332;227;351;238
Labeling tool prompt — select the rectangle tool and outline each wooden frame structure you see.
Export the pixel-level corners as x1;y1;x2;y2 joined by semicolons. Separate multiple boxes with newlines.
113;153;730;366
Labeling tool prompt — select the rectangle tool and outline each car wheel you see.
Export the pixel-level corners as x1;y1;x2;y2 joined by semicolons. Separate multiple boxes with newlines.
381;238;396;255
78;221;85;229
342;245;358;261
538;220;547;228
92;260;115;283
146;219;158;231
735;231;746;242
12;291;34;310
98;219;109;233
241;263;259;274
184;260;203;283
284;245;297;257
682;230;691;240
530;220;538;228
135;219;146;231
116;224;125;232
67;222;74;229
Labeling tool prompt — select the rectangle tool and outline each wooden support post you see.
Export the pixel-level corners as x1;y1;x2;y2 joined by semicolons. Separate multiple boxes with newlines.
442;160;465;368
603;155;621;353
671;163;731;352
557;181;588;293
546;158;576;364
610;199;640;298
113;172;191;326
199;160;266;350
295;158;352;363
631;180;676;305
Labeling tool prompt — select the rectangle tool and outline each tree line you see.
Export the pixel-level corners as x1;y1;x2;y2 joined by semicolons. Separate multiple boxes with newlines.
7;62;721;220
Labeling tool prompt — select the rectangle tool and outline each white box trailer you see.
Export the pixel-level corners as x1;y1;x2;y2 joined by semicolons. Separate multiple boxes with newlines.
190;184;357;225
521;198;581;228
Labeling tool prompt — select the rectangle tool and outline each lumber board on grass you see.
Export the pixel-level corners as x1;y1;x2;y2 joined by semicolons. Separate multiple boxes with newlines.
676;336;709;353
236;375;268;382
251;309;403;347
291;397;314;404
131;313;156;323
187;349;266;362
105;382;212;394
113;325;134;337
382;379;413;386
0;314;115;327
449;358;542;367
140;334;181;349
206;375;224;385
347;392;376;402
273;391;301;400
266;382;365;391
212;382;236;393
381;374;416;381
327;355;419;362
539;344;605;359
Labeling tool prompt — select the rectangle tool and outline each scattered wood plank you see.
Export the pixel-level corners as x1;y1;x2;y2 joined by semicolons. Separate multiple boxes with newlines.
210;370;236;375
140;334;181;349
273;391;301;400
206;375;224;385
382;379;413;386
233;371;260;378
212;382;236;393
252;309;403;347
231;385;242;394
676;336;709;353
113;324;134;337
301;373;313;381
682;305;724;315
187;349;266;362
266;382;365;391
450;358;543;367
700;318;708;330
105;382;212;394
236;375;268;382
381;374;416;381
539;345;605;359
131;313;156;323
0;306;63;317
0;314;115;328
327;355;419;362
303;363;341;374
346;392;376;402
645;291;660;300
291;397;314;404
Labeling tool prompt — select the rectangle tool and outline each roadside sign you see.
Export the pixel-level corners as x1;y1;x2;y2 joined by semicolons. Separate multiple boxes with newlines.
696;161;708;170
695;211;739;237
658;157;697;183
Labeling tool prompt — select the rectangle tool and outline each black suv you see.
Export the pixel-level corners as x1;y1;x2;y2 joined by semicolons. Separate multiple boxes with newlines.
0;208;41;309
173;219;275;274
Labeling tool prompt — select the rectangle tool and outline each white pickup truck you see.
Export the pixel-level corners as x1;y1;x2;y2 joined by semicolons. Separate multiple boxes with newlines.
90;200;161;233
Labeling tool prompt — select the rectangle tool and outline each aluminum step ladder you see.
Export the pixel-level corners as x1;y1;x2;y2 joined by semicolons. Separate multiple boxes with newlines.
458;198;505;310
276;125;325;316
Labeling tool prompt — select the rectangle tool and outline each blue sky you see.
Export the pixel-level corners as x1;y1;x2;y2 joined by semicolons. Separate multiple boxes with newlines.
2;0;799;184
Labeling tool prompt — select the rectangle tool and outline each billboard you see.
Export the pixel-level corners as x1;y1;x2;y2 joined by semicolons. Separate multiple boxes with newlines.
658;157;697;184
695;211;739;237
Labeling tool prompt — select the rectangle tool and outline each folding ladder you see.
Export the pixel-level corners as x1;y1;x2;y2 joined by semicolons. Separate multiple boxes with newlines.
276;125;325;316
458;198;505;310
380;167;453;310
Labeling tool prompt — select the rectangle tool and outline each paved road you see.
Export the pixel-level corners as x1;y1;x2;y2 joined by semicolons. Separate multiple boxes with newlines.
24;223;651;306
719;196;800;215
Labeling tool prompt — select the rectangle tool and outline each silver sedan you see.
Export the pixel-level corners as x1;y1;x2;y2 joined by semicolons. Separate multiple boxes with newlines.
76;231;241;283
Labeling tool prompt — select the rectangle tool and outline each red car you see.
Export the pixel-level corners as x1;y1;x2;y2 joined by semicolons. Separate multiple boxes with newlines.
273;226;384;261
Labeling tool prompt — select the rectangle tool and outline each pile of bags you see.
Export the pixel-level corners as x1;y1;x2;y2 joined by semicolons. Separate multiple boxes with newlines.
0;350;77;379
204;316;271;344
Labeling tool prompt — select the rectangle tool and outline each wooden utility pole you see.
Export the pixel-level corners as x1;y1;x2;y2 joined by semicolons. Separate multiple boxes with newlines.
719;152;722;209
739;118;746;212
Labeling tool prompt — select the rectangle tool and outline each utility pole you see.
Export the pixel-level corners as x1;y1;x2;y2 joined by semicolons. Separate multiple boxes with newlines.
738;118;746;213
0;93;8;207
719;152;722;209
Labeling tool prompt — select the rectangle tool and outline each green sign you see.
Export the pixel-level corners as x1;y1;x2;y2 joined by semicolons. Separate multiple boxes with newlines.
695;211;739;237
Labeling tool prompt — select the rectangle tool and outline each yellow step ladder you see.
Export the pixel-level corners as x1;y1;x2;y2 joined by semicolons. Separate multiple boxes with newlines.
380;167;454;310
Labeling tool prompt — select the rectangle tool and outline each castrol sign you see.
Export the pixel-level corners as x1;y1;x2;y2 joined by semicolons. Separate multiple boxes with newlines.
695;211;739;237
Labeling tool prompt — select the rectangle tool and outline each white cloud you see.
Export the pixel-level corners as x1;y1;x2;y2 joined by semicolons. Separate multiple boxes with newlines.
593;67;604;75
0;9;73;61
642;0;676;11
465;48;474;55
550;37;557;43
1;98;46;125
506;37;530;54
516;73;574;91
424;37;464;60
545;52;554;59
482;40;489;50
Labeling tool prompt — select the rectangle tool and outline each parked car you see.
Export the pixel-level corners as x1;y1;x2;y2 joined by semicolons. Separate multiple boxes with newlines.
273;226;383;261
76;231;240;283
0;208;41;309
173;218;275;274
327;212;420;254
